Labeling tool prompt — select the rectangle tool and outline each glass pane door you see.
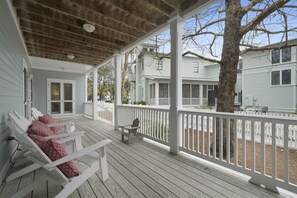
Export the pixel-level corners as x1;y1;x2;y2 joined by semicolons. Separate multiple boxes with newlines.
64;83;73;113
47;79;75;115
50;83;61;114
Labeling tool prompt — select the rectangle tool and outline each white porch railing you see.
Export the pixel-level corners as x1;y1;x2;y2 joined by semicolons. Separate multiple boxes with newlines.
179;109;297;194
116;105;297;193
84;102;93;117
117;105;170;145
98;101;114;124
235;110;297;118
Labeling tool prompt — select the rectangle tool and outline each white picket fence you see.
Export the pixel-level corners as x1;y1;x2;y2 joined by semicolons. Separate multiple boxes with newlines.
182;115;297;149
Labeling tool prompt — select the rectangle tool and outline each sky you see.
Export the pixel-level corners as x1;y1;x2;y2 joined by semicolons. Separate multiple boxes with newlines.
144;0;297;59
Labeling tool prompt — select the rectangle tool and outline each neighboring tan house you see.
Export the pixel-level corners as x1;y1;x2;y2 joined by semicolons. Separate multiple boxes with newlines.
129;44;242;107
241;40;297;112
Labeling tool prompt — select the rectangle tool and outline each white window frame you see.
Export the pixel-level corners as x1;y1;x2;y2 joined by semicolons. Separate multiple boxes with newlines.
271;47;291;64
193;62;199;73
156;59;163;70
270;69;291;86
47;78;76;115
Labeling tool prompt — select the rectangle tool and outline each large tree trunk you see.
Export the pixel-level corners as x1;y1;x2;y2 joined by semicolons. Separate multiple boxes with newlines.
214;0;242;157
121;52;129;102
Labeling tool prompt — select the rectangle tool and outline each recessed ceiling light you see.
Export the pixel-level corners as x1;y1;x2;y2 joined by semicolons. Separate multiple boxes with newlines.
67;54;75;60
83;23;95;33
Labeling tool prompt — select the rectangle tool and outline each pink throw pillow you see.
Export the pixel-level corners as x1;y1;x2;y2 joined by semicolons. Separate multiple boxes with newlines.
39;114;63;133
28;133;46;147
28;121;54;137
41;140;80;178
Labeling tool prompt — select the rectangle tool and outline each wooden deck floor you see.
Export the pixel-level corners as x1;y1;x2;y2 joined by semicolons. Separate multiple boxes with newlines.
0;116;294;198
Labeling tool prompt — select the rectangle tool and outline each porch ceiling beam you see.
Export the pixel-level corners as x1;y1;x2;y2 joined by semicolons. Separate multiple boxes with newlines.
181;0;198;11
28;51;103;66
16;10;133;45
67;0;154;32
13;0;142;40
27;49;103;63
160;0;180;10
29;53;100;65
28;50;103;62
21;28;115;53
23;32;113;55
82;0;158;27
144;0;172;17
26;44;108;60
19;19;123;49
22;0;149;33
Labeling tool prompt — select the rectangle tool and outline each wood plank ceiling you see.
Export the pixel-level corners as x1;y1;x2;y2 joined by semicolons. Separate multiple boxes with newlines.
13;0;199;66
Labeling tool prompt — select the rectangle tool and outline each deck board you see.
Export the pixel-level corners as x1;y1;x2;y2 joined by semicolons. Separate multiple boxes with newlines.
0;116;294;198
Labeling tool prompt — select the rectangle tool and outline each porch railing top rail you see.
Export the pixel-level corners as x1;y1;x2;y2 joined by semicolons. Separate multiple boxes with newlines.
118;104;170;112
179;108;297;123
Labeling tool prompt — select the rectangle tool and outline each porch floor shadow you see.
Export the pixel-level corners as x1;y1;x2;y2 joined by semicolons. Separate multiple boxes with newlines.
0;116;294;198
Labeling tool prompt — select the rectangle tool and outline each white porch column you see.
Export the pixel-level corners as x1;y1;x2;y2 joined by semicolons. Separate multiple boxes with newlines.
85;74;88;102
169;14;183;154
155;82;159;106
199;84;203;106
114;53;122;129
93;68;98;120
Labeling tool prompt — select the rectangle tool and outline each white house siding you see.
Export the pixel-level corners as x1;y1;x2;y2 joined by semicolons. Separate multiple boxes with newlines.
0;0;32;183
234;73;242;104
242;48;297;112
142;52;219;80
32;69;85;115
136;52;221;104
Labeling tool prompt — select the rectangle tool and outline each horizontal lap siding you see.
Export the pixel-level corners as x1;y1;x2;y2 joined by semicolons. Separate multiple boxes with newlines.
32;69;85;114
243;68;295;112
0;1;31;183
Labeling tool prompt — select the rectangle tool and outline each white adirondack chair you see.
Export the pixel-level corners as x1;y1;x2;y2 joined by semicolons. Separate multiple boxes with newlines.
7;112;111;198
12;111;83;151
31;107;75;133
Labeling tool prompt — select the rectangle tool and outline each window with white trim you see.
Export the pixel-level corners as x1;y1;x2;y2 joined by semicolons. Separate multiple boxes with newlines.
156;59;163;70
271;47;291;64
193;62;199;73
150;84;155;98
159;83;168;98
271;69;291;86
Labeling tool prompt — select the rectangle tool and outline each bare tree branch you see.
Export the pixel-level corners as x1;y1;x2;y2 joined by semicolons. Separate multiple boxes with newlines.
183;31;223;39
183;51;221;64
184;18;226;39
240;0;291;36
254;27;297;34
241;0;263;16
240;43;297;55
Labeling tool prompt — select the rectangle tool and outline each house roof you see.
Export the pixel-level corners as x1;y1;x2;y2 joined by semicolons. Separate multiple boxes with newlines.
13;0;208;66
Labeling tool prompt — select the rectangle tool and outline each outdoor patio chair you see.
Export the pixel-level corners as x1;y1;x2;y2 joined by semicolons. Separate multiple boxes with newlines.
119;118;141;144
6;111;85;182
32;107;75;133
7;111;111;198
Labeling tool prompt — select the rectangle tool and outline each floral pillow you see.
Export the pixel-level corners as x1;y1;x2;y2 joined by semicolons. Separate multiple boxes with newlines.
39;114;63;133
28;117;79;178
28;121;54;137
40;140;80;178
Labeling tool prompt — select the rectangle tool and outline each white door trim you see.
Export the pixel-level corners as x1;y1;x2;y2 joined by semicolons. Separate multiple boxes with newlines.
47;78;76;115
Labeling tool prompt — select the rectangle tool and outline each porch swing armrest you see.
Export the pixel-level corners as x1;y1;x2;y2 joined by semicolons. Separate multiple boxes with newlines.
43;139;112;169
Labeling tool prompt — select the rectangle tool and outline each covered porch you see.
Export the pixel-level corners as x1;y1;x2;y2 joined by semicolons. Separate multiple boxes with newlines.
1;0;297;197
1;117;291;198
